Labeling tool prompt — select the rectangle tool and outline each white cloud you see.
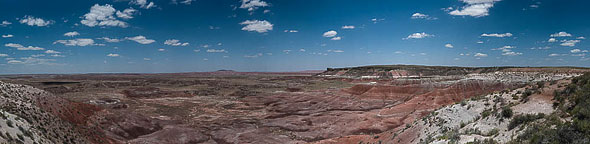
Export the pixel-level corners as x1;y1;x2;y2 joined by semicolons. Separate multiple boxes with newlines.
54;39;96;46
5;43;45;50
107;53;120;57
449;0;500;17
492;45;515;51
244;53;263;58
193;49;200;53
548;53;560;57
98;37;121;43
560;40;580;47
341;25;355;29
327;49;344;53
132;0;156;9
45;50;61;54
240;0;269;11
0;21;11;27
299;49;306;52
330;37;341;41
550;31;572;37
206;49;227;53
8;57;59;65
411;13;437;20
571;49;581;53
64;31;80;37
502;51;522;56
31;54;45;57
164;39;189;46
445;43;454;48
50;54;65;57
19;16;54;27
404;32;433;39
116;8;137;19
0;54;8;57
548;38;557;42
81;4;128;28
158;48;166;52
323;30;338;37
4;43;23;48
240;20;273;33
7;60;23;64
284;30;298;33
474;52;488;57
125;36;155;44
481;33;512;37
477;41;484;44
577;37;586;40
2;34;13;38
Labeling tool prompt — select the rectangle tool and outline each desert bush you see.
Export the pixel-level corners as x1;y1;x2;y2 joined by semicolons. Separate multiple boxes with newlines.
508;113;545;130
501;106;513;118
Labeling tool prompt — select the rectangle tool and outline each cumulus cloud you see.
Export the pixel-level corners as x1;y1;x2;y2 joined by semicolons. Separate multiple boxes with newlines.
330;37;341;41
240;0;269;11
19;16;54;27
550;31;572;37
449;0;501;17
206;49;227;53
577;37;586;40
481;33;512;37
323;30;338;37
404;32;433;39
445;43;454;48
0;21;11;27
502;51;522;56
54;39;97;46
560;40;580;47
164;39;189;46
98;37;121;43
411;13;437;20
341;25;355;29
5;43;45;50
132;0;156;9
2;34;13;38
240;20;273;33
116;8;137;19
64;31;80;37
548;38;557;42
81;4;128;28
125;36;155;44
107;53;120;57
474;52;488;57
45;50;61;54
571;49;582;53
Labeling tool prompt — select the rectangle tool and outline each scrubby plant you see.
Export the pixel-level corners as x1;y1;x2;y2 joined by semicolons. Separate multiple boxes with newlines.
501;106;513;118
508;113;545;130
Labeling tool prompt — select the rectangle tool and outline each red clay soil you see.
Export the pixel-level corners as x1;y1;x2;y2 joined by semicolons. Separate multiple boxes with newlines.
314;81;515;144
34;93;115;143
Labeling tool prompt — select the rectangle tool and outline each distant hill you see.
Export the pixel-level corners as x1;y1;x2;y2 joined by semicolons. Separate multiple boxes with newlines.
317;65;590;78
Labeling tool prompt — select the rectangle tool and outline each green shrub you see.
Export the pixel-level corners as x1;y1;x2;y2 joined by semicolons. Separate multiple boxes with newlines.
501;106;513;118
508;113;545;130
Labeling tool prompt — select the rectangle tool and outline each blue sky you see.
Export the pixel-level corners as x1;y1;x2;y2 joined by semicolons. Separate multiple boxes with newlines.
1;0;589;74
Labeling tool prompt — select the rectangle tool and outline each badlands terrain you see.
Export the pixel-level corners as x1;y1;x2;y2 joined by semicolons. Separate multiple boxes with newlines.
0;65;589;144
